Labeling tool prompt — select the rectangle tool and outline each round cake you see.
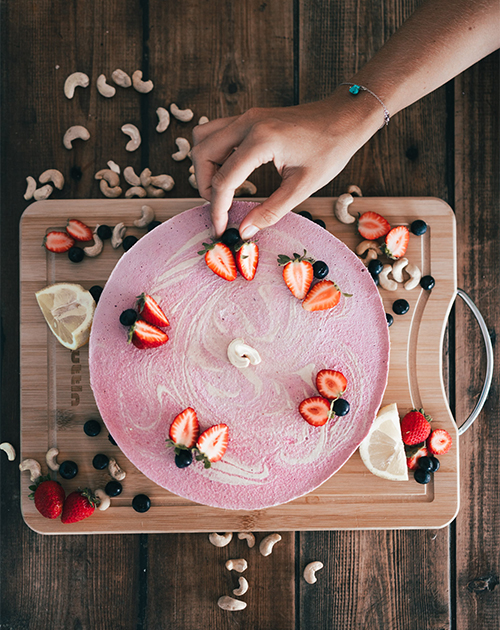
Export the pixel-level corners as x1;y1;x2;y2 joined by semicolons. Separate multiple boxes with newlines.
89;201;390;510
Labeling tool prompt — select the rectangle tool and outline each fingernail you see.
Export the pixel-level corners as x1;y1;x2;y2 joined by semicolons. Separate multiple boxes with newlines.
240;225;259;240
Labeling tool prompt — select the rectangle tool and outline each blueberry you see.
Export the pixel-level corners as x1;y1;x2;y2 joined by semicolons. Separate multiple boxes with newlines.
386;313;394;327
97;224;112;240
84;419;101;437
120;309;137;326
175;449;193;468
420;275;435;290
333;398;350;416
370;273;380;286
108;433;117;446
313;219;326;229
298;210;313;221
411;220;427;236
312;260;329;279
89;285;103;303
132;494;151;513
92;453;109;470
122;235;138;251
147;220;162;232
221;228;240;246
68;246;84;263
419;456;440;472
414;468;432;484
393;299;410;315
105;480;122;497
368;259;383;276
59;460;78;480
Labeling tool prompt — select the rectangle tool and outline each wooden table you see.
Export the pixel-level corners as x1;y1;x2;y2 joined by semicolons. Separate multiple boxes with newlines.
1;2;498;628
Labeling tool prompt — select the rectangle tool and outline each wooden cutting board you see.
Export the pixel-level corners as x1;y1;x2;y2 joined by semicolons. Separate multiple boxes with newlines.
19;197;458;534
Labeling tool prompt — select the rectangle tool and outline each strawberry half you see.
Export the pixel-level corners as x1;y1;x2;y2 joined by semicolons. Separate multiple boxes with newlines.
357;212;391;240
66;219;93;242
43;230;75;252
400;410;432;446
128;319;169;349
167;407;200;451
382;226;410;259
61;488;97;524
316;369;347;400
198;241;237;281
302;280;346;312
195;424;229;468
298;396;333;427
136;293;170;327
427;429;452;455
235;241;259;281
278;250;315;299
29;475;65;519
406;445;428;471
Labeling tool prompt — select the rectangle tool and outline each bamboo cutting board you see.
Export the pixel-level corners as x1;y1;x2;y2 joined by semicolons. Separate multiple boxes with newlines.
19;197;458;534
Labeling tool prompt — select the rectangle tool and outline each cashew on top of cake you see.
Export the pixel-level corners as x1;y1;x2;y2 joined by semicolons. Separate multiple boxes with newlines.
233;577;249;596
217;596;247;611
208;532;233;547
0;442;16;461
225;558;248;573
303;561;324;584
63;125;90;150
121;124;141;152
45;447;60;471
227;339;261;369
64;72;89;99
334;193;356;224
259;533;282;557
39;169;65;190
19;458;42;482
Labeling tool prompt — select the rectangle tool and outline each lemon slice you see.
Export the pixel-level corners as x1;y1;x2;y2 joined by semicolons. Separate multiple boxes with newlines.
35;283;96;350
359;403;408;481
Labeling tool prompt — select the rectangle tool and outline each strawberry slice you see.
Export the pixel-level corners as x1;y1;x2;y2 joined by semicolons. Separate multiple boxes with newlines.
66;219;93;242
406;445;428;471
235;241;259;281
168;407;200;450
136;293;170;327
128;319;169;349
195;424;229;468
357;212;391;240
316;369;347;400
198;241;237;281
278;250;315;299
383;226;410;259
43;230;75;252
427;429;452;455
298;396;333;427
302;280;343;312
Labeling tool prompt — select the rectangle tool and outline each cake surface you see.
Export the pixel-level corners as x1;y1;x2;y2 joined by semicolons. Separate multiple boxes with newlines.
89;202;390;510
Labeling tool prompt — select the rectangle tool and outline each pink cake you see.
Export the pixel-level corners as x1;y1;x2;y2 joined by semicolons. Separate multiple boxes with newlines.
89;202;390;510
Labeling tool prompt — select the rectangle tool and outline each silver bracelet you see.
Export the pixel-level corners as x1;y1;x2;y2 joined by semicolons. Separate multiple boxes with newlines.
339;83;390;127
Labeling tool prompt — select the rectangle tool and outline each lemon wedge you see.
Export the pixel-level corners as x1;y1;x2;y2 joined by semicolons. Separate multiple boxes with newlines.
359;403;408;481
35;283;95;350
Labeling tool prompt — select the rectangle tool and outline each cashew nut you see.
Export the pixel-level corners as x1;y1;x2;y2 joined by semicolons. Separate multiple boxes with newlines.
156;107;170;133
64;72;89;99
237;532;255;548
140;168;152;188
132;70;154;93
111;69;132;88
111;223;127;249
24;176;37;200
303;561;324;584
33;184;53;201
198;115;209;125
225;559;248;573
150;174;175;192
217;596;247;611
99;179;122;198
227;339;261;369
208;532;233;547
125;186;147;198
355;240;382;266
233;577;249;596
234;181;257;196
45;447;60;472
97;74;116;98
347;184;363;197
334;193;355;224
145;185;166;198
95;488;111;511
0;442;16;461
379;265;398;291
170;103;194;122
134;205;155;228
259;533;282;557
83;227;104;257
123;166;141;186
107;160;121;174
39;169;65;190
19;458;42;482
108;457;126;481
63;125;90;150
391;257;409;283
121;124;141;152
188;168;198;190
95;169;120;187
171;137;191;161
404;263;422;291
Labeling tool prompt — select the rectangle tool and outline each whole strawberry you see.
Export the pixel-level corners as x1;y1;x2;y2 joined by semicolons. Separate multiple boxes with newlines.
400;409;432;446
30;475;65;519
61;488;97;524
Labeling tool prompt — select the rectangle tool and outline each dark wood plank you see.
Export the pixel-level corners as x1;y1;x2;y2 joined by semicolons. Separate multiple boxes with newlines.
454;50;500;630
